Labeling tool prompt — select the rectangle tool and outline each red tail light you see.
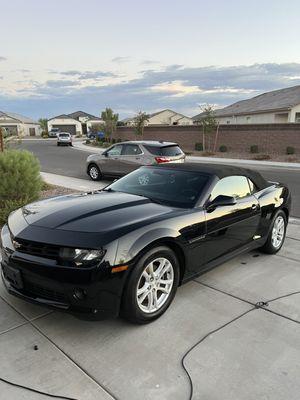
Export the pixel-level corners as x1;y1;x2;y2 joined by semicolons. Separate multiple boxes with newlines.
155;157;171;164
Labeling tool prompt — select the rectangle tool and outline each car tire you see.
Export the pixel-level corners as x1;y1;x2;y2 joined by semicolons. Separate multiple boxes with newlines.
260;210;287;254
88;164;102;181
57;143;60;146
121;246;180;324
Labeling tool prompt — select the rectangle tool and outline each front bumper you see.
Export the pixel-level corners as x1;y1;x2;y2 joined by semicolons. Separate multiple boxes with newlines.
0;225;128;320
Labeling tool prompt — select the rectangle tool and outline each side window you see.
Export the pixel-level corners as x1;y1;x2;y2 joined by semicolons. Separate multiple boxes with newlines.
122;144;142;155
248;178;257;194
106;144;123;156
210;176;251;202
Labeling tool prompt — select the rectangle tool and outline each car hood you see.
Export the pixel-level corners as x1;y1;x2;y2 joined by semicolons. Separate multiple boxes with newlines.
10;190;184;244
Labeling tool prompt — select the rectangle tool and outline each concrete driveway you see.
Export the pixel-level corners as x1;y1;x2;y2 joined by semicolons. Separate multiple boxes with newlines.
0;222;299;400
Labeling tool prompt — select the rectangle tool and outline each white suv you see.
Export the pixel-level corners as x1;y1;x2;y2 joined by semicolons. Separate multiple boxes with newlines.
57;132;72;146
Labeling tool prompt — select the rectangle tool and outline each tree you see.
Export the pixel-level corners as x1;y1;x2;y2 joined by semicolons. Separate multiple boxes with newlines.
198;105;218;152
38;118;48;134
100;108;118;142
133;111;149;139
0;127;4;152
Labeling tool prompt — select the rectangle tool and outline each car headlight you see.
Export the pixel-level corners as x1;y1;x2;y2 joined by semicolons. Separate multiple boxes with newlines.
59;247;105;266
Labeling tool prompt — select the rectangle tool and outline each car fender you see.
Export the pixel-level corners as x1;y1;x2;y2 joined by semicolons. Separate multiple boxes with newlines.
114;227;181;265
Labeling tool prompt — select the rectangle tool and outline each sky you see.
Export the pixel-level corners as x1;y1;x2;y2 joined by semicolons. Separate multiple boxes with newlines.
1;0;300;120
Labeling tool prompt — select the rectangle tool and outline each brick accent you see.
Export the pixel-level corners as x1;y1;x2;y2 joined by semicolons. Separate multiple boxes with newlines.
113;124;300;154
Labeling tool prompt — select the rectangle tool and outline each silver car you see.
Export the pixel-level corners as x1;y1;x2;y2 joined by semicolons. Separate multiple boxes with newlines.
86;140;185;180
57;132;73;146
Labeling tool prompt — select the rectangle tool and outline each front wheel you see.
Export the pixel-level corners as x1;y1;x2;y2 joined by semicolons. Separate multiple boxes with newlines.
121;246;180;324
88;164;102;181
260;210;287;254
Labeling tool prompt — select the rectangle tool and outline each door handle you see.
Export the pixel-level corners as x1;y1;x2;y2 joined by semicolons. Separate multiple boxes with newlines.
251;204;258;210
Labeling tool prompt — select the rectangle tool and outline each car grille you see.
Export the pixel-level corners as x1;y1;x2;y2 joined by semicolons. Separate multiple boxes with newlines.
23;278;67;303
14;238;60;260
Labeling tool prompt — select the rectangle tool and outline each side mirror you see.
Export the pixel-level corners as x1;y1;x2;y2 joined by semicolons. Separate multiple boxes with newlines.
207;195;236;211
103;152;108;157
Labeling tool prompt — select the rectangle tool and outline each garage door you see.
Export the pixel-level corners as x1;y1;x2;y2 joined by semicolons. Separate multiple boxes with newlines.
52;125;76;135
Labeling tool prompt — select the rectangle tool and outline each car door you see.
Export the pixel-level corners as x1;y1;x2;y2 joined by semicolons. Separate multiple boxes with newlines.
101;144;123;175
204;175;261;263
119;144;144;174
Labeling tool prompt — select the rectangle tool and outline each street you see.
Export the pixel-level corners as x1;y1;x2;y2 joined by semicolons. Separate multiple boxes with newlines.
16;139;300;218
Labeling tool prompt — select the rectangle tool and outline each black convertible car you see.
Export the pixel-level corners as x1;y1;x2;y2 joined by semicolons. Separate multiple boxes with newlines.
1;163;291;323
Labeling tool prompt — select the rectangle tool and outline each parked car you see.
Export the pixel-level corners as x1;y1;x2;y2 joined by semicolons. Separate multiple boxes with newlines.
87;131;105;140
48;128;60;138
57;132;72;146
86;140;185;180
0;163;291;323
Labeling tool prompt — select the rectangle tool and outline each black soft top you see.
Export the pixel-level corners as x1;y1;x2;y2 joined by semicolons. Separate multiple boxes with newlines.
153;162;270;191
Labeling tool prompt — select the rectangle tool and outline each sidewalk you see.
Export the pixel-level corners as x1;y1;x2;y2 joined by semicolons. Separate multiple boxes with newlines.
41;172;109;191
72;141;300;169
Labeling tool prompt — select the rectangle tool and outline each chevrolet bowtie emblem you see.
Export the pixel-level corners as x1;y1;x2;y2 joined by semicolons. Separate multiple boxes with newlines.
12;239;21;249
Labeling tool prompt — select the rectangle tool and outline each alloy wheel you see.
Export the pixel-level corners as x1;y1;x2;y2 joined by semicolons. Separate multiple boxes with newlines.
89;166;99;180
271;215;285;248
136;257;174;313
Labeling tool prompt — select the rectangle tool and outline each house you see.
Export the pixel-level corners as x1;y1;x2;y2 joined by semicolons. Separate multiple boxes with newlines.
0;111;40;136
122;109;193;126
193;85;300;125
47;111;103;135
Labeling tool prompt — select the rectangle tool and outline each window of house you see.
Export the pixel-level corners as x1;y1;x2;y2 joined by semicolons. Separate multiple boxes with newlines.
295;112;300;123
210;176;251;202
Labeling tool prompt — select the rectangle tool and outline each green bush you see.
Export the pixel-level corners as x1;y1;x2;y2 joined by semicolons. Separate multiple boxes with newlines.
0;150;42;225
195;142;203;151
219;145;227;152
41;131;48;138
250;145;259;154
286;146;295;155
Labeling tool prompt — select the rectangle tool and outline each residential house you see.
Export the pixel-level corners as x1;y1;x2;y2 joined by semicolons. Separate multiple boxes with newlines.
48;111;103;135
193;85;300;125
123;109;193;126
0;111;40;136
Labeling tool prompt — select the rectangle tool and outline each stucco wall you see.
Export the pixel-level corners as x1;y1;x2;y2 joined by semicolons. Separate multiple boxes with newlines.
113;124;300;154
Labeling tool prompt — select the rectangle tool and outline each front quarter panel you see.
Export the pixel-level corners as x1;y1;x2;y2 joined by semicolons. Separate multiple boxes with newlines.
114;209;206;278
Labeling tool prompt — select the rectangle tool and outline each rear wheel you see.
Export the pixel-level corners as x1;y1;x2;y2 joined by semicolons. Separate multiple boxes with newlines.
260;210;287;254
121;246;179;324
88;164;102;181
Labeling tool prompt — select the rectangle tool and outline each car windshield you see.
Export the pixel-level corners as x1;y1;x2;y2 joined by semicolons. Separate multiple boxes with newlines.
59;133;69;137
143;145;183;156
107;167;209;208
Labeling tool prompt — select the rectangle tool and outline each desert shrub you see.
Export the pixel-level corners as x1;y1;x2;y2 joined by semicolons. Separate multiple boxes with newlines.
286;146;295;155
86;139;91;144
250;145;259;154
219;145;227;152
41;131;48;138
0;150;42;225
195;142;203;151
